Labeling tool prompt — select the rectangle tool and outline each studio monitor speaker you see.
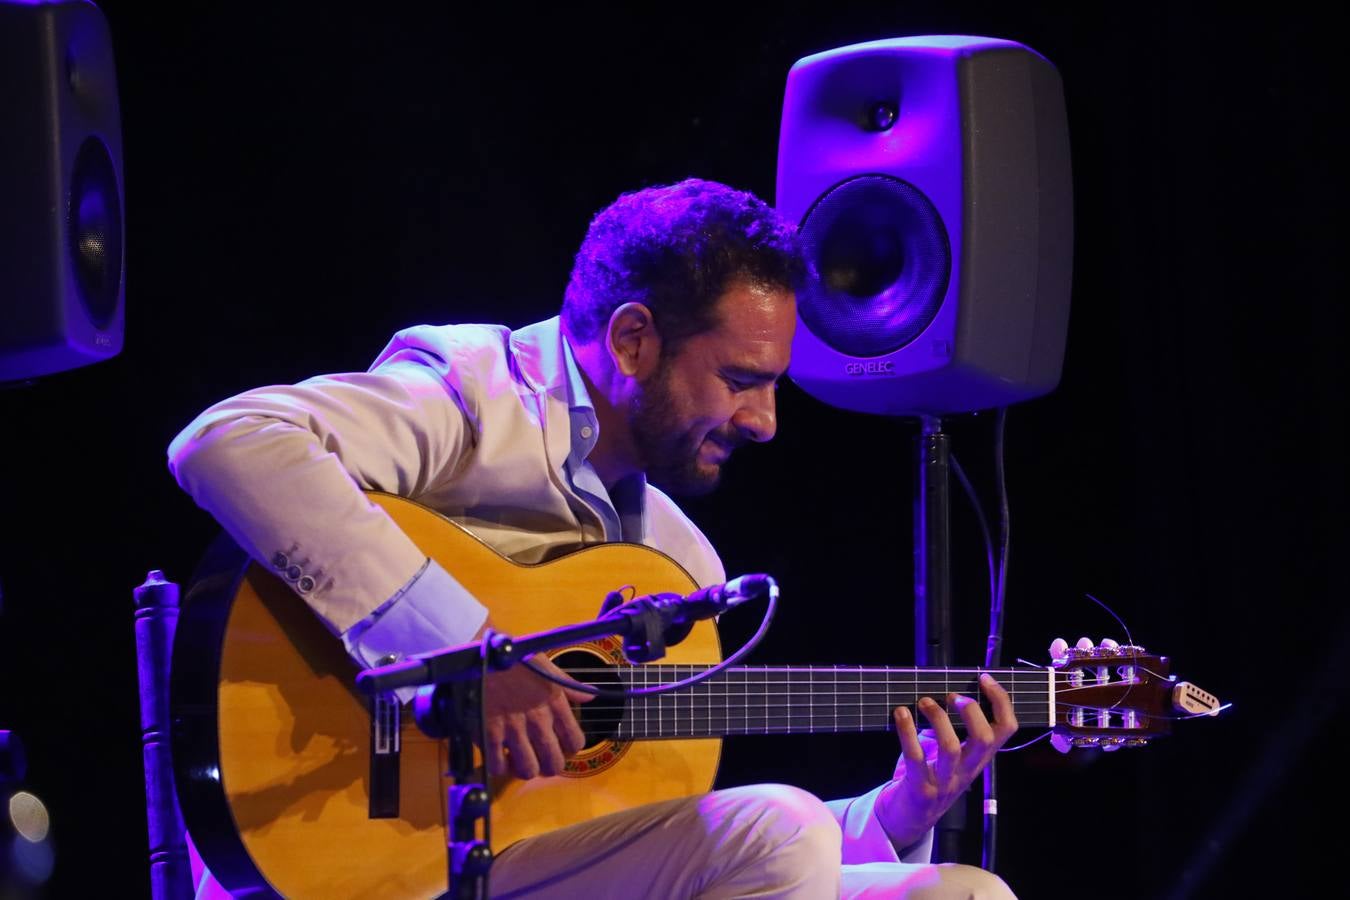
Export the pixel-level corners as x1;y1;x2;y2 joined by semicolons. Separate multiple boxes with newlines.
777;36;1072;416
0;0;125;381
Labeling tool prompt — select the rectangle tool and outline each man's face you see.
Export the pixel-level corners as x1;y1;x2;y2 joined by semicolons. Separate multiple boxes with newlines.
629;280;796;495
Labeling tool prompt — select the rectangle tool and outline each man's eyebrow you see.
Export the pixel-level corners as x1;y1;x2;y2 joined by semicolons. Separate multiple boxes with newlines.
721;365;783;384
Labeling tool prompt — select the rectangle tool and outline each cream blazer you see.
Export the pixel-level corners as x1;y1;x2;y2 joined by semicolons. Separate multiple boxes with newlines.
168;316;726;636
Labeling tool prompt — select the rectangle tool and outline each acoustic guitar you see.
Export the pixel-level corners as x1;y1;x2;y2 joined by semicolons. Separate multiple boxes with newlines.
171;492;1217;898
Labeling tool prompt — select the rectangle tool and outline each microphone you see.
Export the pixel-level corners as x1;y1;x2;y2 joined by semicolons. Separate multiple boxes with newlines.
602;573;776;662
658;573;776;621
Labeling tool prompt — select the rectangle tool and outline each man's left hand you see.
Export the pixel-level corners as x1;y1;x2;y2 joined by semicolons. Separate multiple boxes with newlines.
875;672;1018;851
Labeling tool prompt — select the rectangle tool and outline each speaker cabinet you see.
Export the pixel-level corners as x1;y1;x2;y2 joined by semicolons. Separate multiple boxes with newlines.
0;0;125;381
777;36;1072;415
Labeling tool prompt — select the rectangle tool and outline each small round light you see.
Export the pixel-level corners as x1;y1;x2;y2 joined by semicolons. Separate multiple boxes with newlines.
9;791;50;843
867;101;898;131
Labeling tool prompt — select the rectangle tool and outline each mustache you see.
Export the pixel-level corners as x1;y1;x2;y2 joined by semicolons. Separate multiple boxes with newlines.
705;429;745;453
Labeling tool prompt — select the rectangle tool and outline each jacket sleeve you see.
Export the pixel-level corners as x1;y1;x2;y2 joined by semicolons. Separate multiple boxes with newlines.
167;350;480;637
825;784;935;865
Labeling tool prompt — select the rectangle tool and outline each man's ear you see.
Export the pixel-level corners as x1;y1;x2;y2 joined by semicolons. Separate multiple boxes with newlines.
606;303;662;379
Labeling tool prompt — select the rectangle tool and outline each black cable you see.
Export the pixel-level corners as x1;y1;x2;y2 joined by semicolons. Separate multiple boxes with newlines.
988;407;1010;670
519;585;778;700
950;454;998;618
948;409;1012;873
983;408;1010;873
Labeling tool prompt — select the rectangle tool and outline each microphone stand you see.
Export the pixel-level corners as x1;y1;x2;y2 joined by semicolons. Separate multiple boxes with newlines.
356;594;696;900
914;415;965;863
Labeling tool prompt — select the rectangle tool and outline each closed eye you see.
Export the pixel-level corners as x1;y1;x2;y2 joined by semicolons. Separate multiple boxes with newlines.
721;367;781;393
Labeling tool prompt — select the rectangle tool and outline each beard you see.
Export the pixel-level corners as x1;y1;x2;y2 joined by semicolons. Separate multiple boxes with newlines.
628;361;733;497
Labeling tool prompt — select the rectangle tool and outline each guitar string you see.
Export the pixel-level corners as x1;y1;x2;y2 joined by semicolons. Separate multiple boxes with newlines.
549;666;1132;682
540;688;1074;697
550;663;1146;670
550;666;1082;673
564;698;1058;729
549;671;1068;682
571;706;1057;724
537;693;1089;703
572;711;1182;734
568;707;1137;722
566;695;1157;729
540;676;1131;699
591;721;1191;738
568;697;1144;712
505;663;1151;731
587;717;1177;738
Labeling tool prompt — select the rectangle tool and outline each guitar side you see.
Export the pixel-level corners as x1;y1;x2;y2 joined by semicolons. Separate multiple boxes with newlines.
172;492;723;899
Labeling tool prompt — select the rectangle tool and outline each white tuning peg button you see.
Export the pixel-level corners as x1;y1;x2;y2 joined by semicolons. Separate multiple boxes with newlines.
1099;638;1120;651
1051;733;1072;754
1049;638;1069;661
1076;637;1094;652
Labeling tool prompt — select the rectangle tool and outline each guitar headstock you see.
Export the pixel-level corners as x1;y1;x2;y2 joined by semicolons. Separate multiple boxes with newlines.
1048;637;1220;753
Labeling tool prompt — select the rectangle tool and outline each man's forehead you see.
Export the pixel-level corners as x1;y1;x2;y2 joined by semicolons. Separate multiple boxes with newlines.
706;283;795;370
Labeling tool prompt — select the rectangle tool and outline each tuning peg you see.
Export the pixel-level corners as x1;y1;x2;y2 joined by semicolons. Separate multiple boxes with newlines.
1051;733;1072;754
1049;637;1069;662
1101;737;1125;752
1060;636;1096;660
1099;638;1120;651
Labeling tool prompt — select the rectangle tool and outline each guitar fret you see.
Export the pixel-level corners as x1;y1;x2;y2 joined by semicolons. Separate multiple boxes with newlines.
830;665;836;732
807;668;813;732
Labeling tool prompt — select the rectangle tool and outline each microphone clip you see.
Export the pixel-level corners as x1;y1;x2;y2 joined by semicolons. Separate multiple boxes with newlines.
598;590;687;663
596;575;774;664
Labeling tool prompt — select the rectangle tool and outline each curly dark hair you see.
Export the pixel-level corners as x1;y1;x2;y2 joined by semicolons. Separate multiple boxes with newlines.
561;179;806;351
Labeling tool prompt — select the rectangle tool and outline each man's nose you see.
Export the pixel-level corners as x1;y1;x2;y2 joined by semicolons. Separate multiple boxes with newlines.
733;388;777;443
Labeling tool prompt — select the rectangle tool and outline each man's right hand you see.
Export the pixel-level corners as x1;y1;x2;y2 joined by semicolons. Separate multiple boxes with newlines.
478;625;594;779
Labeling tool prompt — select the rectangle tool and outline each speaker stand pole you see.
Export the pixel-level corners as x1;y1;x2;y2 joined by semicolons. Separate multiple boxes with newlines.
914;415;966;863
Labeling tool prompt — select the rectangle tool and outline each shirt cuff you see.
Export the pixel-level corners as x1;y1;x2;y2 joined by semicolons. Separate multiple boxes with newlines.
826;782;935;865
341;557;490;702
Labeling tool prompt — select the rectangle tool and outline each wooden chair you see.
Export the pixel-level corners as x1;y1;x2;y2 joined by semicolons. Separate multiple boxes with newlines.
134;569;194;900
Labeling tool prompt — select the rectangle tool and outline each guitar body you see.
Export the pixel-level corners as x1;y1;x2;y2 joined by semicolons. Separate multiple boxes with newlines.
172;492;721;899
173;494;1208;897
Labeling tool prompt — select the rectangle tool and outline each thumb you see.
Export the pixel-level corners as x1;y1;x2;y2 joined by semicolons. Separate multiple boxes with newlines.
565;683;597;704
533;653;597;704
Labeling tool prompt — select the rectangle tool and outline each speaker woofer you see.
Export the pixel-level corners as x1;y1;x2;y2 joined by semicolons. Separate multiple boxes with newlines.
68;136;123;330
797;175;950;359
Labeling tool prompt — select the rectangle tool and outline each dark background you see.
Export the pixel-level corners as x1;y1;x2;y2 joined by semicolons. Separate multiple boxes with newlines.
1;2;1344;897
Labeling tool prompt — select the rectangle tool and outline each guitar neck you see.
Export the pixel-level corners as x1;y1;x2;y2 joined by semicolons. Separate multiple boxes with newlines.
605;665;1055;740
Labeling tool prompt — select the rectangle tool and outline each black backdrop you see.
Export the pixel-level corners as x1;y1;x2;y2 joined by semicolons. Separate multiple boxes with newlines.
1;3;1344;897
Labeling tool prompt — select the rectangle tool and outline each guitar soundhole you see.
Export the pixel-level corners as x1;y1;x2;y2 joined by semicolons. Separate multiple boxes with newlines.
552;650;624;748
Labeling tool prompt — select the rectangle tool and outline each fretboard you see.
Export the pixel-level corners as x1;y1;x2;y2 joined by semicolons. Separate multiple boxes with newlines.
590;665;1055;740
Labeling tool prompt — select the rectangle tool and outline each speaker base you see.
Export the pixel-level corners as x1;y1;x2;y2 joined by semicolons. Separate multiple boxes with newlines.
792;358;1055;417
0;335;122;383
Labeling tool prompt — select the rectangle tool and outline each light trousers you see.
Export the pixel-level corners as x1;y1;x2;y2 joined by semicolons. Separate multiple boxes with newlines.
190;783;1016;898
489;784;1017;900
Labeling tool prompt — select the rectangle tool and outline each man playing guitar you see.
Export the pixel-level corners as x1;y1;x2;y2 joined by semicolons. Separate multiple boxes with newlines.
169;179;1017;898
